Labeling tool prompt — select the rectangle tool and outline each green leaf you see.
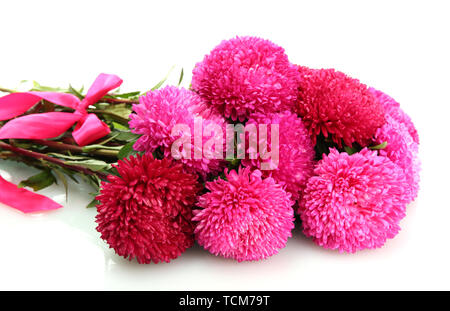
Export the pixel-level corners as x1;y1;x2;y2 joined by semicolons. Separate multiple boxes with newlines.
96;133;120;145
82;144;122;152
17;80;34;92
178;68;184;86
10;140;33;149
86;198;100;209
68;84;85;100
78;174;102;191
118;141;137;160
369;141;388;150
53;169;69;201
31;81;67;92
64;159;111;172
150;65;175;91
112;122;129;131
59;168;79;183
109;91;140;99
46;133;66;141
47;153;92;161
344;146;358;155
112;130;140;142
18;169;56;191
226;158;241;169
103;104;132;120
89;175;102;190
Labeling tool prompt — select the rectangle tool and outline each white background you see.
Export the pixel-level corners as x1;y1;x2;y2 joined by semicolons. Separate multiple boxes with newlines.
0;0;449;290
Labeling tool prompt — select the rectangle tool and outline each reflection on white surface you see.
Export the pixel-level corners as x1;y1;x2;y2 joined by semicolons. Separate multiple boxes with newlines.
0;170;12;181
0;151;447;290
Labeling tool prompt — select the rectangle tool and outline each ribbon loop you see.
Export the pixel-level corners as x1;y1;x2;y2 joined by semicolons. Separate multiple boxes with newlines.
73;114;111;146
80;73;123;110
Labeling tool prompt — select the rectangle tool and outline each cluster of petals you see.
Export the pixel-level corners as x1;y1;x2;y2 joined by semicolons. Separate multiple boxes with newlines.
129;86;226;179
95;154;201;264
370;88;420;202
375;115;420;202
192;36;301;121
240;111;315;201
369;87;419;144
193;167;295;262
295;66;385;147
299;149;410;253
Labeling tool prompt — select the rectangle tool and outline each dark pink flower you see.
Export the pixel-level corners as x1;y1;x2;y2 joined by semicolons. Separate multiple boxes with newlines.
295;66;385;147
192;36;300;121
96;154;200;264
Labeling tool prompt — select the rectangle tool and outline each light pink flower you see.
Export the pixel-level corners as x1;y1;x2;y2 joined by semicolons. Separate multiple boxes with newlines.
130;86;199;152
375;115;420;202
369;87;419;144
299;149;410;253
193;167;295;262
129;86;226;179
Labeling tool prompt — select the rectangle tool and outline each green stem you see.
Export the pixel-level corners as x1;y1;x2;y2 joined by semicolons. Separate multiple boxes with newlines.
0;141;108;179
87;109;130;125
32;139;119;158
0;87;16;93
100;96;139;104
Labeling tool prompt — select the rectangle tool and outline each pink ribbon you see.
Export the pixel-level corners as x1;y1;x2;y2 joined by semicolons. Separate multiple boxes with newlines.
0;73;122;146
0;175;63;213
0;73;122;213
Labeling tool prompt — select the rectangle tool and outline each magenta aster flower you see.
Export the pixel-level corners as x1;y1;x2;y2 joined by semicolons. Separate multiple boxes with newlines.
129;86;226;179
192;36;300;121
295;66;385;147
299;149;410;253
193;167;295;262
369;87;419;144
375;115;420;202
241;111;315;201
96;154;201;264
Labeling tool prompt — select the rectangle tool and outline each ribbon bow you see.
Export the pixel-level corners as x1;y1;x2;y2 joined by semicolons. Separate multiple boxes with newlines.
0;73;122;213
0;73;122;146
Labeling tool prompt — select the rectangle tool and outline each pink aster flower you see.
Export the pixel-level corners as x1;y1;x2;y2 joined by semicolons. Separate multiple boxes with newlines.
295;66;385;147
369;87;419;144
129;86;226;179
193;167;295;262
240;111;315;201
96;154;201;264
299;149;410;253
130;86;199;152
192;36;301;121
375;115;420;202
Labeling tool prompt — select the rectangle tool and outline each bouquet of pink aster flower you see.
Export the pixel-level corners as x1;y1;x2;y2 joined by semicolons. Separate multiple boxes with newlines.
0;36;420;263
